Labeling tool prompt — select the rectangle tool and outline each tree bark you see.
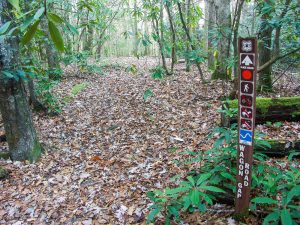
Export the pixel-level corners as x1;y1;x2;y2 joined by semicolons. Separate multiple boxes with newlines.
133;0;139;57
28;77;45;112
152;17;169;75
258;13;273;91
211;0;231;80
206;0;216;69
165;3;176;74
186;0;191;72
42;13;61;80
232;0;245;79
177;2;205;82
0;0;42;162
83;11;94;52
273;0;292;57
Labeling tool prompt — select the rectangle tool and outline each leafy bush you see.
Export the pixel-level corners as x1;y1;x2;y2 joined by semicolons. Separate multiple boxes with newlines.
62;52;102;75
147;173;225;224
217;104;238;119
147;124;300;224
150;66;165;79
36;78;61;114
252;185;300;225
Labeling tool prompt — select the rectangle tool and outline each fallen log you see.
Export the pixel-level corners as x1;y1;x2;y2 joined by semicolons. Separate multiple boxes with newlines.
209;188;235;205
255;140;300;157
221;96;300;126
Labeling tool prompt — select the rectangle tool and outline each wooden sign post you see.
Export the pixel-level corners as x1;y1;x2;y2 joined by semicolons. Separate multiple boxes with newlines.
235;38;258;217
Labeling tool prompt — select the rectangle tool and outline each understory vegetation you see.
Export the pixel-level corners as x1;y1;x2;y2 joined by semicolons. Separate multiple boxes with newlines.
0;0;299;224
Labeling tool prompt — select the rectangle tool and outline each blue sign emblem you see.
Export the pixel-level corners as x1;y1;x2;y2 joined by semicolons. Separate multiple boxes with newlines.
240;129;252;146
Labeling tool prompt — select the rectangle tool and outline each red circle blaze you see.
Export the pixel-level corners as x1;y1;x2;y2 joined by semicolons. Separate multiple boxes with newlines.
242;70;252;80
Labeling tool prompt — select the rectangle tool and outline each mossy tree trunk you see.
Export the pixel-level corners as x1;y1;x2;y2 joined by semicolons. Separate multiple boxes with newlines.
211;0;231;80
258;12;273;92
0;0;42;162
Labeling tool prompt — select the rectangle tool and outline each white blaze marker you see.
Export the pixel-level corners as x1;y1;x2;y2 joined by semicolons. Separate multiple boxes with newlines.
242;56;253;66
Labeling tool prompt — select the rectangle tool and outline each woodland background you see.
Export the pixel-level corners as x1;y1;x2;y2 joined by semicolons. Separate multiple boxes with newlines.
0;0;299;224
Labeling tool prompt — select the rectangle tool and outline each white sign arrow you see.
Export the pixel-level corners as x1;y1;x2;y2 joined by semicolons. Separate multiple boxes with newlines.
242;55;253;66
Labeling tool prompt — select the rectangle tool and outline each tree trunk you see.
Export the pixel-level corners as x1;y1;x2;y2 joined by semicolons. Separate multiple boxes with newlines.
83;11;93;52
84;25;93;52
152;18;169;74
177;2;205;82
258;13;273;91
28;77;45;112
186;0;191;72
42;16;61;80
211;0;231;80
165;3;176;74
206;0;216;69
159;0;170;74
0;0;42;162
144;19;150;56
133;0;139;57
232;0;245;79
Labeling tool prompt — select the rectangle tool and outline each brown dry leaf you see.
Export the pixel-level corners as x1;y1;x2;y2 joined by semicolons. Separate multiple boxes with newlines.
90;155;102;161
0;57;299;224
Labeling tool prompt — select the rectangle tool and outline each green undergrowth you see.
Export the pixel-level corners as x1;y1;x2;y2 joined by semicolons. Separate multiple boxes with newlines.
146;124;300;225
63;82;89;103
27;141;42;163
226;97;300;115
71;82;89;96
0;152;10;160
0;167;8;179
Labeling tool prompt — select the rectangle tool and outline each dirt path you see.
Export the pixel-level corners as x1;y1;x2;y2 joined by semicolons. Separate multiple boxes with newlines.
0;58;299;224
0;61;227;224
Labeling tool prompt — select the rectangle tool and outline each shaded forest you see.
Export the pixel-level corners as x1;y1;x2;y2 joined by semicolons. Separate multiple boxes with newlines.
0;0;299;224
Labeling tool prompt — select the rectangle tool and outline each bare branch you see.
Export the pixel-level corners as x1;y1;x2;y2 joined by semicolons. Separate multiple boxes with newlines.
257;47;300;73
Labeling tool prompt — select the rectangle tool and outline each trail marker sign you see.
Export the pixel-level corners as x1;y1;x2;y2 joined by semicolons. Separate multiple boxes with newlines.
235;38;257;217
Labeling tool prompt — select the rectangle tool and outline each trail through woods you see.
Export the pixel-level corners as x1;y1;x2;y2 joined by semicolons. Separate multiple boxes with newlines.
0;58;300;224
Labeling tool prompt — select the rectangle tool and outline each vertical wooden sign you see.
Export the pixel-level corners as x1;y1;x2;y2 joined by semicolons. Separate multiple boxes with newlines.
235;38;257;216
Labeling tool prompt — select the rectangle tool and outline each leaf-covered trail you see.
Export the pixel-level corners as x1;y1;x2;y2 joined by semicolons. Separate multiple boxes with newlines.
0;60;227;224
0;58;299;224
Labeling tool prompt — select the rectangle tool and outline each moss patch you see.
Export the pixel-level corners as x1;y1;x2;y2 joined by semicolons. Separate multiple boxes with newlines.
227;97;300;115
0;167;8;179
0;152;10;160
71;82;89;96
28;141;42;163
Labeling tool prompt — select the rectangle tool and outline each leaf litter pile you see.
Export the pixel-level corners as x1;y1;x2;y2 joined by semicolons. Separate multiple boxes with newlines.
0;58;300;224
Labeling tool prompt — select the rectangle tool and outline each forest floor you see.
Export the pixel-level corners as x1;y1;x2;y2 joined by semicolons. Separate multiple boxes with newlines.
0;57;300;225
